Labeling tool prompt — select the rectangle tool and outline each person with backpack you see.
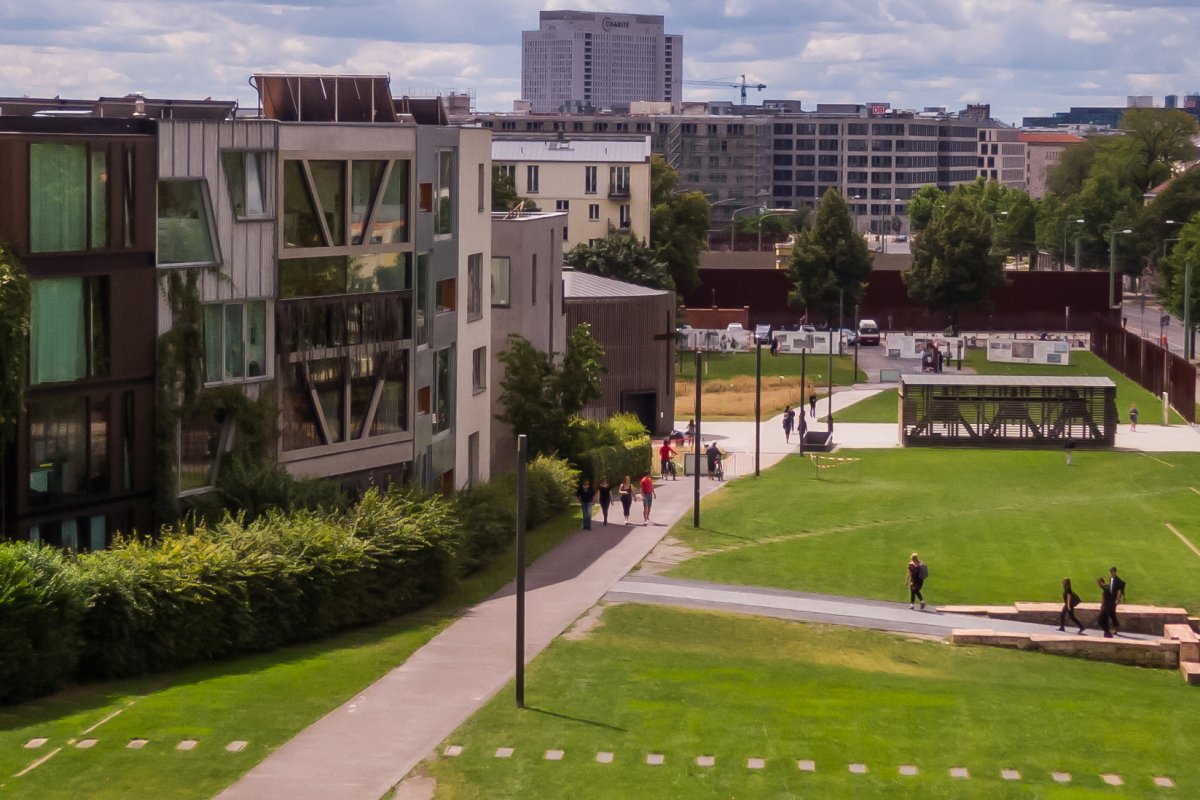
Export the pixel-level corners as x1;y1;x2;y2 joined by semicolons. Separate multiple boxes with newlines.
1097;577;1118;638
1108;566;1127;633
1057;577;1086;634
906;553;927;610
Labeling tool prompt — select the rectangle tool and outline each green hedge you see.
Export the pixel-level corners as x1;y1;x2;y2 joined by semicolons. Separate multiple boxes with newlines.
0;456;577;701
570;413;652;486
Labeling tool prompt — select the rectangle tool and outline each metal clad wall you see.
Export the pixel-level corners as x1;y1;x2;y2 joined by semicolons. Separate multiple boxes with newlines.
567;293;675;435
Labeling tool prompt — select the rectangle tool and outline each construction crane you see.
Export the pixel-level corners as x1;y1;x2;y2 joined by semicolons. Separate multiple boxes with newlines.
684;74;766;104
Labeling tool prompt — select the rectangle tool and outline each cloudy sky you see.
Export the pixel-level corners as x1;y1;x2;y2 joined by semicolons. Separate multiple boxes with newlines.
1;0;1196;124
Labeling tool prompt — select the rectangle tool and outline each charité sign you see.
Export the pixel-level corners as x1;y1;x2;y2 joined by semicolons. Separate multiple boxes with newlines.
602;16;631;31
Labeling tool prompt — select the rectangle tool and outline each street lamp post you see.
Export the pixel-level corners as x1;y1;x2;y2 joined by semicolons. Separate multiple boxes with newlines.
1109;228;1133;309
756;208;803;252
730;204;765;251
1063;218;1084;271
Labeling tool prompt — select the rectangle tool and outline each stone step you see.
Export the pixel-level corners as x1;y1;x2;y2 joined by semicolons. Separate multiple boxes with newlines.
1180;661;1200;686
1164;624;1200;663
940;603;1190;636
952;629;1179;668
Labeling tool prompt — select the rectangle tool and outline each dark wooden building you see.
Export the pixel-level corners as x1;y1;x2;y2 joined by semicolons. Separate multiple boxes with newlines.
0;117;160;546
563;269;675;436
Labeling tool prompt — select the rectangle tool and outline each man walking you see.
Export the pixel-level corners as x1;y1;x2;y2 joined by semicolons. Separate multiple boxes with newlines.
705;441;721;481
576;478;595;530
906;553;927;610
1108;566;1127;633
638;471;655;525
809;393;817;418
1096;577;1117;638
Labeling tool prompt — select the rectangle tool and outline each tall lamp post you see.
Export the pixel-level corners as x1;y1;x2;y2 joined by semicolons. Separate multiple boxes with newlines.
706;197;741;249
756;208;804;252
1062;218;1084;270
730;203;766;252
1109;228;1133;308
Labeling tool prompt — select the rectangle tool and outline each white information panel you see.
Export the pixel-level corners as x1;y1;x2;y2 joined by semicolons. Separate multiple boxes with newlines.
987;339;1072;365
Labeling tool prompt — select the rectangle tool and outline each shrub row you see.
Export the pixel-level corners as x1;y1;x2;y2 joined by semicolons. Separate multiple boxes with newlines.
0;456;577;704
569;413;652;486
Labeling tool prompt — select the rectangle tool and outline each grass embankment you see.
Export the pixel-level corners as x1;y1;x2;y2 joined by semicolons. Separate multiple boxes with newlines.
666;449;1200;612
675;352;864;420
426;604;1200;799
828;350;1188;424
0;515;579;800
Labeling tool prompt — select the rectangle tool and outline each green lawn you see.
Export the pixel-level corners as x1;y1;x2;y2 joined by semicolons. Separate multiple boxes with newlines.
426;604;1200;799
666;449;1200;612
677;351;865;386
0;514;579;800
828;388;899;422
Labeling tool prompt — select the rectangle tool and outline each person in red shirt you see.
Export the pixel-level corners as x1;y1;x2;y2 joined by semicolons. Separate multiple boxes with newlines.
658;439;677;480
639;471;656;525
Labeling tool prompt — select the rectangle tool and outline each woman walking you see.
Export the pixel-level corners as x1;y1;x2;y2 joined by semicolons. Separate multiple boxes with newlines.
1129;403;1139;432
597;477;612;526
905;553;927;610
782;404;795;443
618;475;634;524
1057;577;1086;634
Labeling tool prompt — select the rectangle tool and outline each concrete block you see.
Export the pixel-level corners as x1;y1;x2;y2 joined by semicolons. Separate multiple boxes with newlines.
848;762;867;774
544;750;564;761
696;755;714;767
1001;769;1021;780
76;739;98;749
1051;771;1071;783
177;740;198;752
126;739;149;750
899;765;918;776
747;758;765;769
797;759;816;772
949;767;970;779
1154;776;1175;788
596;752;614;764
494;747;514;758
1101;773;1124;786
442;745;462;757
225;741;248;753
646;753;664;766
1181;661;1200;685
24;738;48;749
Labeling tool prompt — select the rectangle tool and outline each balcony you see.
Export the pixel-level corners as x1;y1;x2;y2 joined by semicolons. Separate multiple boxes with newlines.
608;183;631;199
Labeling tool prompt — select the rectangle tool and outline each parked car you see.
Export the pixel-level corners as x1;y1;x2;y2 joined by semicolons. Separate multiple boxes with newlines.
754;324;772;344
725;323;746;335
841;327;859;346
857;318;881;346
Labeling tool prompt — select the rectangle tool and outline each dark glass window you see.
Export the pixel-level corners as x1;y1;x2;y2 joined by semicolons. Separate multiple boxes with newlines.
29;277;108;384
157;180;218;266
30;142;108;253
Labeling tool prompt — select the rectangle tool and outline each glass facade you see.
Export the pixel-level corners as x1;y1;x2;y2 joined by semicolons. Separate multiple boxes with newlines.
29;277;108;385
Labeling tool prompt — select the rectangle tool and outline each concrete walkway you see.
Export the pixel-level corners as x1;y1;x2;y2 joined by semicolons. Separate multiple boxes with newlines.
605;575;1159;640
216;468;762;800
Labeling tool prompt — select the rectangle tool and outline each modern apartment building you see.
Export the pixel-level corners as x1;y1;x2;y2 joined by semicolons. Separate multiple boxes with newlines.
469;102;1017;235
521;10;682;113
491;136;652;249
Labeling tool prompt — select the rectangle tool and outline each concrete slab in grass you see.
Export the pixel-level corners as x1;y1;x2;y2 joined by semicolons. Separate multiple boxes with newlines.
1001;769;1021;781
849;763;868;774
442;745;462;758
76;739;98;749
226;741;248;753
494;748;513;759
24;738;48;749
1101;773;1124;786
646;753;664;766
1154;776;1175;788
544;750;564;761
1051;772;1071;783
696;755;714;768
177;740;198;752
899;765;918;776
747;758;765;770
950;767;970;779
596;752;613;764
797;760;815;772
127;739;150;750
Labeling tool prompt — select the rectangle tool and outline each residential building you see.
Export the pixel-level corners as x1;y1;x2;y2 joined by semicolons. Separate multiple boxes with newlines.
563;269;674;435
491;136;652;249
521;10;682;113
1020;132;1085;198
0;107;196;546
489;211;567;473
976;127;1026;190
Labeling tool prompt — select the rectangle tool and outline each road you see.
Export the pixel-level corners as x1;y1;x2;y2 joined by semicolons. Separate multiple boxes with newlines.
1120;293;1190;357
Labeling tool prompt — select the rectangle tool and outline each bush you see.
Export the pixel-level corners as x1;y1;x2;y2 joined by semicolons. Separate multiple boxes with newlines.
0;544;86;703
525;454;579;528
454;479;517;575
574;436;652;488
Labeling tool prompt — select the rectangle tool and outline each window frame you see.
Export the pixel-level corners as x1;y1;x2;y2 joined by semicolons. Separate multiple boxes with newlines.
490;256;511;308
220;150;271;220
156;178;222;268
471;346;487;395
467;253;483;322
202;299;273;385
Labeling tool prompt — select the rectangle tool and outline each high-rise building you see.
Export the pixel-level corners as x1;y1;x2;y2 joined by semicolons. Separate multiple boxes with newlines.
521;11;681;113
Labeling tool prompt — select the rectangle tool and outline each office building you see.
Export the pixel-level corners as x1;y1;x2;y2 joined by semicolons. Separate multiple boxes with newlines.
521;11;682;113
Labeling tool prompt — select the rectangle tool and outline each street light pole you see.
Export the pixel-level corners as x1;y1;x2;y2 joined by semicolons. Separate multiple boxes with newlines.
514;434;527;708
1063;218;1084;270
1109;228;1133;309
693;349;701;527
1185;261;1194;361
754;341;762;477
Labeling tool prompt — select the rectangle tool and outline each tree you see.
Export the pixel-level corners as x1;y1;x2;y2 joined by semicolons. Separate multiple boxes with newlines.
904;191;1006;334
496;324;605;456
786;189;873;323
1119;108;1199;192
1159;213;1200;354
565;232;673;290
907;185;947;233
649;155;708;293
491;166;538;212
1148;165;1200;256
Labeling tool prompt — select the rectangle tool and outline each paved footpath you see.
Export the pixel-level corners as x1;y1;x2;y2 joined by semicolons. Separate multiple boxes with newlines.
216;470;740;800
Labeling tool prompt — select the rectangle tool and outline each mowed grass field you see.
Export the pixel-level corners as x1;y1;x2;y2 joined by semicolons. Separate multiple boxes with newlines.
425;604;1200;799
0;515;580;800
665;449;1200;612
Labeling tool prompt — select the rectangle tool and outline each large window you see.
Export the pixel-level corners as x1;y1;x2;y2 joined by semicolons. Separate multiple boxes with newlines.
30;142;108;253
491;257;511;307
282;352;408;451
157;180;219;266
584;165;597;194
526;164;540;194
203;301;268;382
30;277;108;385
280;253;411;299
435;150;455;236
27;396;108;508
467;253;483;321
284;157;410;249
221;151;268;219
436;278;456;314
433;346;454;435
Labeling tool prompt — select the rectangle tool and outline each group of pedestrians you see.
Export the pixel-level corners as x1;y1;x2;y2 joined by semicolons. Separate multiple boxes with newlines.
782;396;819;444
1059;568;1127;637
576;472;658;529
